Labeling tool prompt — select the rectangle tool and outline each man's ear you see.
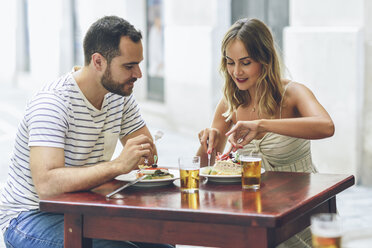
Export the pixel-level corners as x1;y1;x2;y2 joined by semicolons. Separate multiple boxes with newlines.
91;53;107;72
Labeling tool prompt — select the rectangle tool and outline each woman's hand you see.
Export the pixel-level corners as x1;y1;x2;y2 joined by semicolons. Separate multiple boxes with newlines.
198;128;220;154
225;120;260;152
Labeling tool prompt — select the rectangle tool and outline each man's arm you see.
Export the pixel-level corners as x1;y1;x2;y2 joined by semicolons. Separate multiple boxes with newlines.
30;134;153;198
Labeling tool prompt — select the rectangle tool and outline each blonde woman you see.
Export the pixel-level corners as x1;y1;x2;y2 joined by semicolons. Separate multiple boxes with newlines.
197;18;334;247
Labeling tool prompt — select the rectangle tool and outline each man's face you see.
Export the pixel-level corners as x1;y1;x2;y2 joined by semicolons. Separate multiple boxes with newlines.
101;36;143;96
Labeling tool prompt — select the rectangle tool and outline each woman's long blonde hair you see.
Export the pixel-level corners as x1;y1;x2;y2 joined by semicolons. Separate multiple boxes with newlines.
221;18;284;121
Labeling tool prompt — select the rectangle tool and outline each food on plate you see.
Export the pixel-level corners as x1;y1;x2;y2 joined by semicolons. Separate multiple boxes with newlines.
137;167;174;180
138;163;158;169
206;152;241;175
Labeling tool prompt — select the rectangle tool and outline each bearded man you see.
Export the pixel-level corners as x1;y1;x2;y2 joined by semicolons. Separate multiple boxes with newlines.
1;15;173;248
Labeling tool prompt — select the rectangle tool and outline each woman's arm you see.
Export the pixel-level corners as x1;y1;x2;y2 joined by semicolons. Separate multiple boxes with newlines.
227;83;334;149
197;99;233;165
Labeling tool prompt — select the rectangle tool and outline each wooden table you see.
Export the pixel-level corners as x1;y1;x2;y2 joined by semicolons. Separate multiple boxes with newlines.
39;172;354;248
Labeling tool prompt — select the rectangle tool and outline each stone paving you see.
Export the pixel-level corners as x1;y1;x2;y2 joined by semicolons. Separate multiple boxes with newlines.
0;88;371;247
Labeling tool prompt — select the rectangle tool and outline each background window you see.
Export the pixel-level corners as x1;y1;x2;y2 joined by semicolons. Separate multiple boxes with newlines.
231;0;289;50
146;0;164;102
16;0;30;73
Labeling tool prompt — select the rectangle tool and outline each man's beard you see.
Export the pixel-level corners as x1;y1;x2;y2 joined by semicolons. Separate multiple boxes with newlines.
101;68;136;96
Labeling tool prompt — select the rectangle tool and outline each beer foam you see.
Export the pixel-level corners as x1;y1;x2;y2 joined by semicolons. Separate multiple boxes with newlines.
311;227;342;238
180;167;199;171
239;156;261;162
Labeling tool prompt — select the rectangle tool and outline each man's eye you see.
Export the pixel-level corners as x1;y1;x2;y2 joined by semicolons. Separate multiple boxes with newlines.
125;65;133;70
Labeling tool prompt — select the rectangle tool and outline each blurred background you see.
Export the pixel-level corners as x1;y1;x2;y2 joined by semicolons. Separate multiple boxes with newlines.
0;0;371;186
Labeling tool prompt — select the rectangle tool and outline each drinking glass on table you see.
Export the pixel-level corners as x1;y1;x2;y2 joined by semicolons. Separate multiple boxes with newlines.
311;213;342;248
238;153;262;190
178;156;200;193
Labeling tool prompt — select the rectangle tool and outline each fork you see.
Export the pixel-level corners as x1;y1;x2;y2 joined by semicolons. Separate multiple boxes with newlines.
144;130;164;165
153;130;164;164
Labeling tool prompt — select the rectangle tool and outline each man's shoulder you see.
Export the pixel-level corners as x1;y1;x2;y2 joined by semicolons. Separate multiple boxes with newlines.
44;73;76;93
34;73;76;99
26;73;76;112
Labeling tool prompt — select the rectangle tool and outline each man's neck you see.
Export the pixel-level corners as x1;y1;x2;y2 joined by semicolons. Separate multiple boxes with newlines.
73;66;108;110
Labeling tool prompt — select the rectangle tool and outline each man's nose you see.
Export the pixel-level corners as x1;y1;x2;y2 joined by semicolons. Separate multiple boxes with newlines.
132;65;142;79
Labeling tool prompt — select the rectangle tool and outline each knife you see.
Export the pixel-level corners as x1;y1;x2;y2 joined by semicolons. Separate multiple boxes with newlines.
106;175;147;198
208;153;211;167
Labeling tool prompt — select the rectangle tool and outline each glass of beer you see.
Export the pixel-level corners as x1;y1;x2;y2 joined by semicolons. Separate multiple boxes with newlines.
178;156;200;193
239;153;262;190
311;213;342;248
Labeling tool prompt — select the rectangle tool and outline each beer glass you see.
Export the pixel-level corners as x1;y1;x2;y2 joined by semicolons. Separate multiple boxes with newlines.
178;156;200;193
311;213;342;248
239;153;262;190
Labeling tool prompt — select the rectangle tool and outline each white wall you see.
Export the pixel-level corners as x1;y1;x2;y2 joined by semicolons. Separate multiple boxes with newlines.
148;0;230;135
22;0;64;91
284;0;365;178
290;0;364;27
361;0;372;185
14;0;137;93
164;25;213;132
0;0;16;88
284;27;363;175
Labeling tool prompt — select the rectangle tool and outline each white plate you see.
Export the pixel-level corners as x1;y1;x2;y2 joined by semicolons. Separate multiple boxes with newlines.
115;169;179;187
200;167;265;183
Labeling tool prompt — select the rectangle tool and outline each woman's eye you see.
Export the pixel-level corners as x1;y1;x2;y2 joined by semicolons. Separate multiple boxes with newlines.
227;62;234;65
242;61;251;66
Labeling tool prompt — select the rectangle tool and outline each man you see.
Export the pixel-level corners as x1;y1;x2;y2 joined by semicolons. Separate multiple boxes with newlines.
1;16;173;248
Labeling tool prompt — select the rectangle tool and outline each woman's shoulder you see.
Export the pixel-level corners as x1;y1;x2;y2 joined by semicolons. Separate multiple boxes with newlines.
280;80;319;114
281;79;313;97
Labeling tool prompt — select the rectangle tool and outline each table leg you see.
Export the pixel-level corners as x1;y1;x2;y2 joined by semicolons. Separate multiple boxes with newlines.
245;228;275;248
64;213;92;248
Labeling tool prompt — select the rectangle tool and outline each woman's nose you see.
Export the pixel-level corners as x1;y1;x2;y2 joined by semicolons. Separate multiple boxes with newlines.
233;64;243;77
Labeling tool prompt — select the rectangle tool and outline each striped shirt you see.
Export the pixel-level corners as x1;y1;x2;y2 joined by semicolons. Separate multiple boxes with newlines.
0;72;145;232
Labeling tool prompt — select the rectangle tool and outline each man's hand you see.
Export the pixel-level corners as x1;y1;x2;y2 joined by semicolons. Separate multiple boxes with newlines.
114;134;155;174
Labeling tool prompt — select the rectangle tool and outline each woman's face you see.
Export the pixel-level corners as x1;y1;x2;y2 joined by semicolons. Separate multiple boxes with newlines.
225;39;262;91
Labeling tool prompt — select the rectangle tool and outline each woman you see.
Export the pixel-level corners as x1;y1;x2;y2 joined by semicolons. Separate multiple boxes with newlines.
197;18;334;247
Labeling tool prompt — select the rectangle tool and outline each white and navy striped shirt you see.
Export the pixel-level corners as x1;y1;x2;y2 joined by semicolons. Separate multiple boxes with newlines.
0;72;145;232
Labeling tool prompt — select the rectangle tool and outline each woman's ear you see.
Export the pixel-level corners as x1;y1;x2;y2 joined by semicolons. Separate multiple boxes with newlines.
91;53;107;72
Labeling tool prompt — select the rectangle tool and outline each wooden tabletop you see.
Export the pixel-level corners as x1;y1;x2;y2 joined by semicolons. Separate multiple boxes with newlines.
40;171;354;229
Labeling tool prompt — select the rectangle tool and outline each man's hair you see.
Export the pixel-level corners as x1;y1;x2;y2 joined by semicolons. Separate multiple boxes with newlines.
83;16;142;65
